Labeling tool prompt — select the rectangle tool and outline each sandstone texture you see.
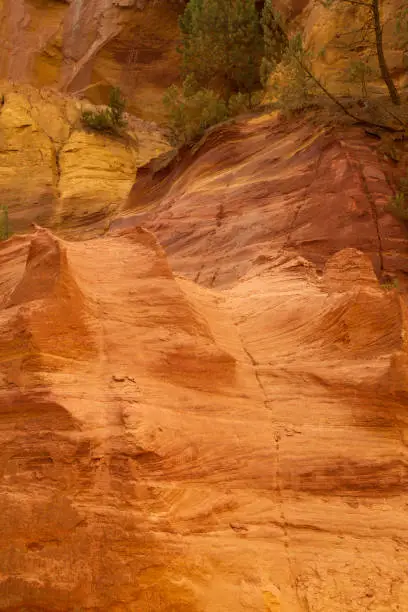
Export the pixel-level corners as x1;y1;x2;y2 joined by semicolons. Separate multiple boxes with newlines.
302;0;408;95
0;2;407;609
0;81;171;237
118;112;408;288
0;0;405;122
0;0;184;122
0;224;407;611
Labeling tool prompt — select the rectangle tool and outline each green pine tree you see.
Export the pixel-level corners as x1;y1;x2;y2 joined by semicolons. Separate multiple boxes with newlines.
178;0;263;100
260;0;288;86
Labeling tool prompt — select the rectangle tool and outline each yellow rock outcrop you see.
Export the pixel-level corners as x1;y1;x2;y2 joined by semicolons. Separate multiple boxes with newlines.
0;81;171;237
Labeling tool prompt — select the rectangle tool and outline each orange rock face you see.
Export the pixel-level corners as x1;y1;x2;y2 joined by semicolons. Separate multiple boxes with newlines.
0;223;407;611
0;0;405;123
0;0;183;121
121;114;408;288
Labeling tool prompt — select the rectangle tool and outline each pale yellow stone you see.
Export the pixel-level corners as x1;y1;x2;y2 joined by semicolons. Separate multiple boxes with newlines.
0;90;56;230
0;81;171;237
56;130;139;229
302;0;406;94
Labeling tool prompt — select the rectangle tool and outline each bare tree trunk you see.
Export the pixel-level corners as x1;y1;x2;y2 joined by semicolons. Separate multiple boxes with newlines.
372;0;400;105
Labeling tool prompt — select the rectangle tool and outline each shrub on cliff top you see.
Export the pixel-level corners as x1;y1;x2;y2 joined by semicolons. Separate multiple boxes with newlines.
163;78;229;145
81;87;127;133
178;0;263;99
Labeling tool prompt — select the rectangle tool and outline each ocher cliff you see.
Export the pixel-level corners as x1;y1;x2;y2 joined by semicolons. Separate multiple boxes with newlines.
0;223;407;611
0;81;171;236
121;114;408;286
0;0;406;237
0;0;407;610
0;0;183;121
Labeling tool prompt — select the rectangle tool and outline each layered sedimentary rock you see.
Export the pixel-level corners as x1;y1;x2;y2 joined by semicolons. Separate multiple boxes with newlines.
0;0;184;121
0;81;171;236
0;0;405;124
119;112;408;288
0;225;407;611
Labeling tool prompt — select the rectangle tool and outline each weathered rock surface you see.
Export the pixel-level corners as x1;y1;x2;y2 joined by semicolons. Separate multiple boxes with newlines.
0;81;171;236
0;225;407;611
0;0;184;122
119;113;408;288
0;0;405;122
0;3;407;610
303;0;408;94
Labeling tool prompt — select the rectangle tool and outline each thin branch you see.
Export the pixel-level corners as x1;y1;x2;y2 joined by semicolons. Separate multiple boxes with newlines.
335;23;374;38
293;55;403;132
382;105;408;128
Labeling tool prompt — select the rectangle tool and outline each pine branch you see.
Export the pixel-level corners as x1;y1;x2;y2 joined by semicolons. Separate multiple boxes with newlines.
292;54;403;132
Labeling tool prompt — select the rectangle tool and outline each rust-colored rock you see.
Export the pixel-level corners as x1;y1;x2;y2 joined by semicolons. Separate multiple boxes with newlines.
323;247;380;292
120;113;408;288
0;226;407;610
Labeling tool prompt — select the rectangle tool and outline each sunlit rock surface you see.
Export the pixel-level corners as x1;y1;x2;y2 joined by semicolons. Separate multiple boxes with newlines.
0;224;407;611
120;113;408;288
0;81;171;236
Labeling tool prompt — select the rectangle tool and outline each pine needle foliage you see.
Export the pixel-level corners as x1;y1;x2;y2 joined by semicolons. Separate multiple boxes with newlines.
260;0;288;86
178;0;263;98
163;77;229;145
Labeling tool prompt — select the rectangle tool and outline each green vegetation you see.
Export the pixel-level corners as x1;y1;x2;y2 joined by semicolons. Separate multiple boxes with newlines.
0;205;9;240
386;192;408;222
322;0;401;106
266;33;317;115
163;79;229;145
165;0;269;144
380;277;399;291
165;0;405;144
385;173;408;221
261;2;287;83
81;87;127;133
261;0;405;128
165;0;325;142
178;0;263;99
